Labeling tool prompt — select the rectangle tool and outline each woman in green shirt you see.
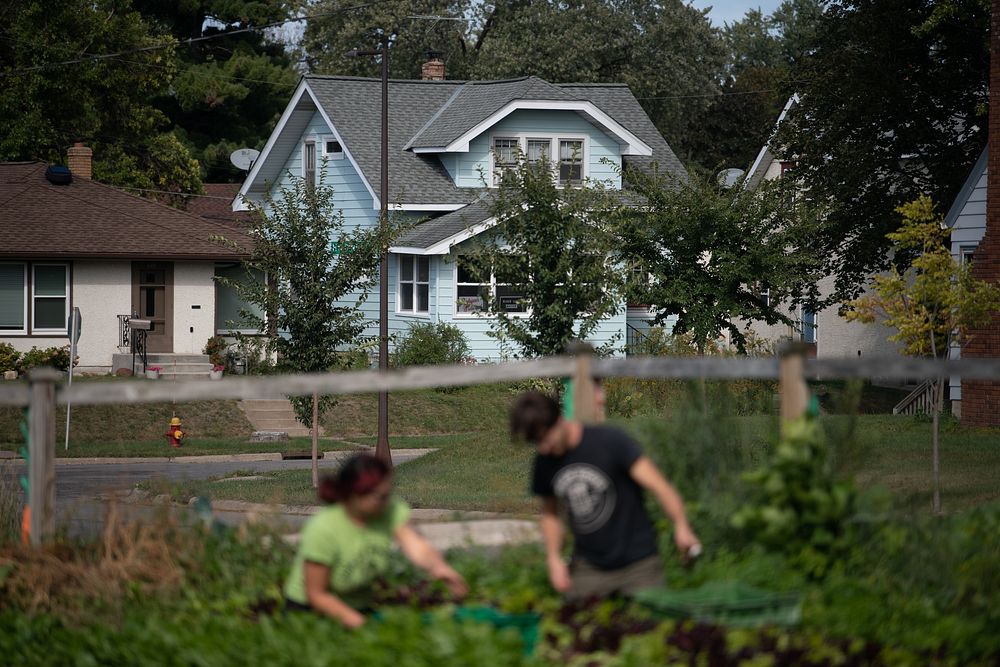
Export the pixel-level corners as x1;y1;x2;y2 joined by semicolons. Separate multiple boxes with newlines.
284;454;467;628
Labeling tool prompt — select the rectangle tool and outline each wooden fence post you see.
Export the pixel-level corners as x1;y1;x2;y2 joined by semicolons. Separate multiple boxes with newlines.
779;342;810;435
28;368;60;546
568;341;598;424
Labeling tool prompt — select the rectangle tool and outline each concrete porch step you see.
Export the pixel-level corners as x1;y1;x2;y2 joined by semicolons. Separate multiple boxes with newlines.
239;398;325;437
242;399;295;410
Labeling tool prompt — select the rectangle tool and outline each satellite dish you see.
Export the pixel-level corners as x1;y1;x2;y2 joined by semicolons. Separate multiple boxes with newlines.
230;148;260;171
716;167;745;188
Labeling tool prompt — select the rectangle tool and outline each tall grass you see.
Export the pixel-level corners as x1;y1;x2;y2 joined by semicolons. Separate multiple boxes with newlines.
0;461;21;546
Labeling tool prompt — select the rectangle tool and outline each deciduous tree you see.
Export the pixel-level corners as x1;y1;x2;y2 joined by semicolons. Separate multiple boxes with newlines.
846;196;1000;513
614;169;824;355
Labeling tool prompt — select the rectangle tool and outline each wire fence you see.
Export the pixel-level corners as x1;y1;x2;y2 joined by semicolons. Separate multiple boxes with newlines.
7;348;1000;545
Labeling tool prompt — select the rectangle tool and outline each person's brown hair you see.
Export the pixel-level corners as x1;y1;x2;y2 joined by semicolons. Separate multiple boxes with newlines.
510;391;561;444
318;454;391;504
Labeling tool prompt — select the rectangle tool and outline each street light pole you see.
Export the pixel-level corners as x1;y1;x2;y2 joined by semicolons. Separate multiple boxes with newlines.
346;34;392;466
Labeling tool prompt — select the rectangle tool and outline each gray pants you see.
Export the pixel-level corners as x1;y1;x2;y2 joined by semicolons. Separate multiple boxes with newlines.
567;553;664;600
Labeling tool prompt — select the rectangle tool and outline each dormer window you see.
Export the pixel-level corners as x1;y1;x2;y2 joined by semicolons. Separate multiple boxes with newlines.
489;135;587;187
559;139;583;186
526;139;550;166
492;137;518;186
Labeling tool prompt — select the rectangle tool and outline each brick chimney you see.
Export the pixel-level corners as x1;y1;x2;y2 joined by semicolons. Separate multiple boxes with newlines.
961;1;1000;426
421;51;445;81
67;142;92;180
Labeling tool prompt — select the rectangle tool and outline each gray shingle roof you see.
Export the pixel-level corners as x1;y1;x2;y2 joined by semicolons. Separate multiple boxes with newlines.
300;75;687;248
405;77;578;149
393;199;493;248
556;84;687;182
306;76;473;206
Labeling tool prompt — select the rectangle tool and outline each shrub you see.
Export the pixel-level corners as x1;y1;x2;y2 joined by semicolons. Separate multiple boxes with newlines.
0;343;19;373
17;346;70;372
203;336;228;366
731;407;856;577
392;322;471;367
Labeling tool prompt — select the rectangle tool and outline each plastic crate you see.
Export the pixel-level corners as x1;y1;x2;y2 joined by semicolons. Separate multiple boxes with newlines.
633;581;801;628
454;606;542;655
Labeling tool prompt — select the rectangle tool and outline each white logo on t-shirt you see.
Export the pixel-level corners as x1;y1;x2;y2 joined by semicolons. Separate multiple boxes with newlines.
553;463;616;534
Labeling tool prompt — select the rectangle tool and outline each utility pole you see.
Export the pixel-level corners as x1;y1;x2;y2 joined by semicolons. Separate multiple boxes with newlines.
347;33;392;466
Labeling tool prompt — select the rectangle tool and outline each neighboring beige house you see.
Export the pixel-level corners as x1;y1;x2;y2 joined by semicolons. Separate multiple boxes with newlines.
741;95;902;361
0;151;253;376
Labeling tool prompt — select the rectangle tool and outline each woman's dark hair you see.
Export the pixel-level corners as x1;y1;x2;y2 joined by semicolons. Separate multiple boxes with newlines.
510;390;561;444
318;454;391;504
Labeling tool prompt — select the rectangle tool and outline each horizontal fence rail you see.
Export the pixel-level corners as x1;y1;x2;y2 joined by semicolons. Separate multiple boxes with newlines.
2;356;1000;407
9;351;1000;546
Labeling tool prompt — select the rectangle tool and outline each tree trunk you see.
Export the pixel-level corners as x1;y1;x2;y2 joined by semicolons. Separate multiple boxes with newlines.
932;376;945;514
311;392;319;489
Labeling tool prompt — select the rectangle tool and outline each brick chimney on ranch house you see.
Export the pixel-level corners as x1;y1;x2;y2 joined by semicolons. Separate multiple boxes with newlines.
66;142;92;180
961;2;1000;426
421;51;445;81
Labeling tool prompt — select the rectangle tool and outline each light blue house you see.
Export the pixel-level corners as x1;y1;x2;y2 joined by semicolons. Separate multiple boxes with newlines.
235;73;686;360
945;146;988;414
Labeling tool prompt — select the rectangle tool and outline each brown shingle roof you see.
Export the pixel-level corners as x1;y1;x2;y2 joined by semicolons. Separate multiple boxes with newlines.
184;183;253;228
0;162;253;259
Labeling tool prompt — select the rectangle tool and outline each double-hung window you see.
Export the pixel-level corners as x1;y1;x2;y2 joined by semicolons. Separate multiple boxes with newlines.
32;264;68;332
526;139;551;168
398;255;429;314
0;263;27;334
492;138;519;186
558;139;583;186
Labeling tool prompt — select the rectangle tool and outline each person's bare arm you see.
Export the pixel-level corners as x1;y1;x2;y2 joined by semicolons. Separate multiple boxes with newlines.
629;456;700;555
394;524;468;597
303;561;366;628
540;496;571;592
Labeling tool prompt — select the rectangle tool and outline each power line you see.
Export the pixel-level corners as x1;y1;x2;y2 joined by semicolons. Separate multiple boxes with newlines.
115;185;239;200
0;2;390;77
636;83;808;101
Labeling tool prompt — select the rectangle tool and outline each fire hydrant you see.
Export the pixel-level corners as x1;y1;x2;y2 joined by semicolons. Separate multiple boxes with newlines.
166;416;184;448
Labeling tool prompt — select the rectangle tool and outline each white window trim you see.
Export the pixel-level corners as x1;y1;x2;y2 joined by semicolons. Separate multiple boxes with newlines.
452;256;530;319
396;255;431;316
31;262;69;334
302;139;317;183
960;245;977;265
320;135;344;160
487;133;590;188
0;261;28;335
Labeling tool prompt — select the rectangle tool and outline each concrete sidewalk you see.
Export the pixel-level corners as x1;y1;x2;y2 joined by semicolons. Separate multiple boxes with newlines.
0;448;435;466
107;492;541;552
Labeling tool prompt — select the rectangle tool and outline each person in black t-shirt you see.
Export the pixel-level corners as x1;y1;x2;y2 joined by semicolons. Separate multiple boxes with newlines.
511;390;700;599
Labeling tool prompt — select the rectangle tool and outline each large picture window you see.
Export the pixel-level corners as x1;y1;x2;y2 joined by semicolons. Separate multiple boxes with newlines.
455;255;528;316
0;263;26;333
32;264;68;331
398;255;429;314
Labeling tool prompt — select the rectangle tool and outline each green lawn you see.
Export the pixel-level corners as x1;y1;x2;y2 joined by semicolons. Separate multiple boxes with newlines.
0;398;253;449
147;414;1000;515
